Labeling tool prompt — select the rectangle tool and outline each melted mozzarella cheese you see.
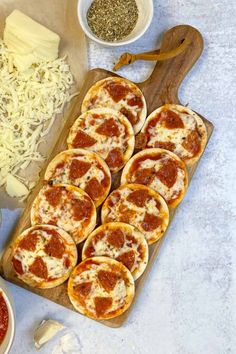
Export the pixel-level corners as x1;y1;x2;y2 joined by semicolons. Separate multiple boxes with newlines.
136;157;185;203
72;263;127;315
149;168;185;201
49;155;105;189
105;187;165;241
91;229;142;272
14;229;69;281
69;111;131;160
88;86;141;123
36;187;87;234
145;110;198;158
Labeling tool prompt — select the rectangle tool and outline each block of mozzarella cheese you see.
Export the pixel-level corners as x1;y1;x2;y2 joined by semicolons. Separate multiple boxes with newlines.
4;10;60;71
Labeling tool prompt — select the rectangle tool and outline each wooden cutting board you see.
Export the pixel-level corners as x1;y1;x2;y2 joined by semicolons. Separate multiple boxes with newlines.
0;25;214;328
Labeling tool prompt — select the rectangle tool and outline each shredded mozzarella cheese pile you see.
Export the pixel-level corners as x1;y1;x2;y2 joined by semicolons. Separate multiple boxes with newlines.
0;40;74;197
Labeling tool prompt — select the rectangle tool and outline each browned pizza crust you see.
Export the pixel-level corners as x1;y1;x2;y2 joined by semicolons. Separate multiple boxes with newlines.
11;225;77;289
82;222;149;280
31;184;96;244
44;149;111;207
67;108;135;174
121;148;188;208
101;184;169;244
68;257;135;320
81;77;147;134
137;104;207;166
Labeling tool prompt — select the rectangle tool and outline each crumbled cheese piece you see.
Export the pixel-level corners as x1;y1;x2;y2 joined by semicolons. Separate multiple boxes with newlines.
34;319;64;349
52;332;82;354
0;40;74;199
5;174;28;197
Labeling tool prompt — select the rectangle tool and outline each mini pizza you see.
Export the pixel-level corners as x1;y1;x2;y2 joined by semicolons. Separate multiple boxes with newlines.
81;77;147;134
82;222;148;280
101;184;169;244
68;257;135;320
31;184;96;244
11;225;77;289
136;104;207;166
121;148;188;208
67;108;135;173
44;149;111;207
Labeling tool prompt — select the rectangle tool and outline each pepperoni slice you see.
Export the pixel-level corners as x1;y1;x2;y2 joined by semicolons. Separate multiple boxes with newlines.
105;148;123;171
12;257;24;275
147;117;159;130
63;257;71;268
127;96;143;108
55;161;66;171
155;200;161;210
127;189;150;207
69;159;91;180
45;187;62;207
74;282;92;297
133;167;156;185
96;118;120;137
44;234;65;259
141;213;162;231
72;130;97;148
94;296;112;317
126;234;138;245
93;231;105;244
120;107;137;125
118;206;136;224
116;250;135;270
88;95;98;108
105;82;130;102
98;270;118;292
18;232;39;251
106;230;125;248
154;141;176;151
84;245;95;258
101;173;110;188
156;159;178;188
29;256;48;279
85;177;103;201
47;219;56;226
72;197;93;221
107;191;120;207
137;244;145;259
135;133;148;149
160;110;184;129
182;130;201;156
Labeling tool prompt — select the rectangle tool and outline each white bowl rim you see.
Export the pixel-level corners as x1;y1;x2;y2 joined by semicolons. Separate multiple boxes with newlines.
78;0;154;47
0;287;15;354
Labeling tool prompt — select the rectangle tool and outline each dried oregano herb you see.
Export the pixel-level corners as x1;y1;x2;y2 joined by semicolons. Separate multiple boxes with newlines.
87;0;139;42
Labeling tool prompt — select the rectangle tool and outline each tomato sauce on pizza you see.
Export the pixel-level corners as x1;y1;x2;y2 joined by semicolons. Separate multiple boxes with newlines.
0;292;8;346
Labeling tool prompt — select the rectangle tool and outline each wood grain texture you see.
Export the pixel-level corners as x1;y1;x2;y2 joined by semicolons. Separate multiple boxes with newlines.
0;25;214;328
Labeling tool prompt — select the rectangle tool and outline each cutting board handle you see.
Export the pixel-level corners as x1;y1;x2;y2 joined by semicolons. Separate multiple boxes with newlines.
142;25;204;111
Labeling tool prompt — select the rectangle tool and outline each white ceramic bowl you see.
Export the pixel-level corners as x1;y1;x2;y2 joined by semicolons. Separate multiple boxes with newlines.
78;0;154;47
0;277;15;354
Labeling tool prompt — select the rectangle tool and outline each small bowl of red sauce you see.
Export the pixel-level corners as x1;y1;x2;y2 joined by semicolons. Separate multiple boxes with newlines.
0;277;15;354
